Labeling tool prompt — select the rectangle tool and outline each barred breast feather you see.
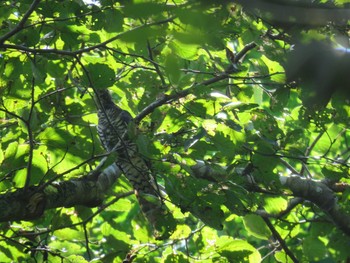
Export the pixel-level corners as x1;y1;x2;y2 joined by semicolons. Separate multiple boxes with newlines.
94;89;175;239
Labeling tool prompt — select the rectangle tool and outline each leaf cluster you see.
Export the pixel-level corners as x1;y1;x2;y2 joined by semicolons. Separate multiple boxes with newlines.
0;0;350;262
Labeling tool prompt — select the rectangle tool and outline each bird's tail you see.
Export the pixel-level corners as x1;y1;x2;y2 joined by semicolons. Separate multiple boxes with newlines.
118;154;176;239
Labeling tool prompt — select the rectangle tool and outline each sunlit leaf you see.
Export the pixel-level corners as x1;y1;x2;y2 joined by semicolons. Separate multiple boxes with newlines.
163;253;188;263
65;255;88;263
243;214;271;240
170;40;199;60
264;197;287;214
271;88;290;112
303;236;327;261
216;236;261;262
104;9;124;32
1;0;349;261
274;251;294;263
164;52;181;84
83;63;115;89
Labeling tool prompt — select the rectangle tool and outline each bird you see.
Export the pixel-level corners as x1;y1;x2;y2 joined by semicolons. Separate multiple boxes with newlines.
94;88;175;239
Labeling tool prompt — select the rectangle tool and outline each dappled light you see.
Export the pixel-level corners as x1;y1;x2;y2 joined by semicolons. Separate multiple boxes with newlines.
0;0;350;262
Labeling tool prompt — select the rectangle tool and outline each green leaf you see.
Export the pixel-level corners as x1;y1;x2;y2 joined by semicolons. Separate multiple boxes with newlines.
0;148;3;165
282;128;309;151
210;131;237;159
322;166;345;180
123;2;167;18
2;57;23;80
109;199;132;212
157;108;186;134
50;240;83;256
274;251;294;263
120;27;154;43
100;221;112;236
264;197;287;214
216;236;261;262
59;23;84;49
170;40;199;60
55;228;84;240
251;151;280;184
0;243;13;261
31;60;47;83
27;148;48;184
164;52;181;84
248;57;269;76
184;100;207;117
166;175;224;230
169;224;191;240
302;236;327;261
192;203;224;230
2;1;350;260
243;214;271;240
163;253;188;263
75;206;94;221
83;63;115;89
250;109;283;140
261;55;285;83
17;107;39;132
184;127;206;151
271;88;290;112
47;60;67;78
135;133;160;158
2;143;29;179
65;255;88;263
13;27;40;46
4;141;19;160
13;169;26;188
51;212;73;230
103;9;124;32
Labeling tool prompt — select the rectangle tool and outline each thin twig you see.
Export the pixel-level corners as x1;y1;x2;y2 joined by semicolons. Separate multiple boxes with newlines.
135;42;257;123
1;16;175;56
24;71;37;189
234;42;257;63
261;216;299;263
279;158;299;175
83;223;92;260
147;40;167;87
300;131;324;175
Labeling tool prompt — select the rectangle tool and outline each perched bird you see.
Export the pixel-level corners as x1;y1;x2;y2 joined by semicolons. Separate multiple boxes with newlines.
94;88;175;239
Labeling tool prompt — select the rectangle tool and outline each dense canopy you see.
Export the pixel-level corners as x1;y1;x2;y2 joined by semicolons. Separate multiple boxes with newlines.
0;0;350;262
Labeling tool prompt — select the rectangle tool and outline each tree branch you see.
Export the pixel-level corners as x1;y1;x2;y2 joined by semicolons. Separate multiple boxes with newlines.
147;40;167;87
0;0;41;44
234;42;257;64
191;161;350;237
0;163;122;222
279;175;350;236
261;216;299;263
0;16;175;56
135;42;257;123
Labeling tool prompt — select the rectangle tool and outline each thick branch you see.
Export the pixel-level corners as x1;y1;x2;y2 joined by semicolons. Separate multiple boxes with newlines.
279;175;350;236
0;163;122;222
191;161;350;237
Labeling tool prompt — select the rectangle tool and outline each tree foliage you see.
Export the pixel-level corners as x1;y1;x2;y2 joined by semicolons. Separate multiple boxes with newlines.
0;0;350;262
